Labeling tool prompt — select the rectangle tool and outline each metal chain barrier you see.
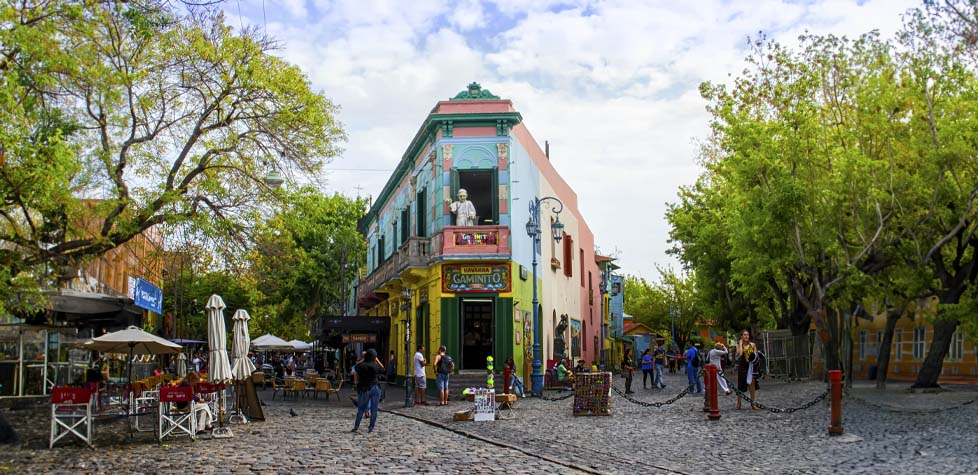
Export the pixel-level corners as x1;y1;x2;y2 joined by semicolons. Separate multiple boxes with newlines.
843;388;978;414
719;371;829;414
611;385;692;407
609;368;704;408
538;390;575;401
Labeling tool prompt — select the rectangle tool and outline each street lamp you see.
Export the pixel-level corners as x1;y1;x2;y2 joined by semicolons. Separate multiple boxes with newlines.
526;196;564;397
401;287;413;408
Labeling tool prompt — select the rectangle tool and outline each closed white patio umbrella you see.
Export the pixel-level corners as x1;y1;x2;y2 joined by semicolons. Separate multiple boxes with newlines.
176;352;188;378
206;294;232;383
231;309;256;380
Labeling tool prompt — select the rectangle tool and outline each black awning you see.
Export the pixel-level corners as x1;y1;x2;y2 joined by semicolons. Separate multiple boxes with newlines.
316;316;390;333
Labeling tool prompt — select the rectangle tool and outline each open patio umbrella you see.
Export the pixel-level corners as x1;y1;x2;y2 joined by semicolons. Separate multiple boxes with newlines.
206;294;233;437
85;326;182;436
288;339;313;352
251;334;294;351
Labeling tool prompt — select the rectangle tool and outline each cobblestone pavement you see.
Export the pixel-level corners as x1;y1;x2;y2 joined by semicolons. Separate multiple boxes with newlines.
383;370;978;475
4;370;977;474
1;394;586;474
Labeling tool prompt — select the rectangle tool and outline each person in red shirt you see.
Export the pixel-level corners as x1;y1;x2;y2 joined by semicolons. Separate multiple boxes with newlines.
503;357;515;394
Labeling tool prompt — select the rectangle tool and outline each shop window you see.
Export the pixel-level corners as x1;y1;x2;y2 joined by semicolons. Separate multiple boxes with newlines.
912;327;926;360
563;234;573;278
946;331;963;361
858;330;867;361
449;168;498;225
894;330;902;361
416;187;427;237
400;208;410;247
580;249;584;287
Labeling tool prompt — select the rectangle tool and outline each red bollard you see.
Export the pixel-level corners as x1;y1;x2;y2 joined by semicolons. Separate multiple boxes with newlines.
707;364;721;420
829;369;843;435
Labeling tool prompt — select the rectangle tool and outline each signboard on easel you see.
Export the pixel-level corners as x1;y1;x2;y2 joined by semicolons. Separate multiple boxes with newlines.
473;388;495;421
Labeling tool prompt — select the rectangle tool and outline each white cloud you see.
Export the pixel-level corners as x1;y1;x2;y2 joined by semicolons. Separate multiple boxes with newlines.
223;0;921;278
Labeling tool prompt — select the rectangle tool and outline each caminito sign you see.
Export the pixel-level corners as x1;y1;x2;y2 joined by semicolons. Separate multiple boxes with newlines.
442;263;511;293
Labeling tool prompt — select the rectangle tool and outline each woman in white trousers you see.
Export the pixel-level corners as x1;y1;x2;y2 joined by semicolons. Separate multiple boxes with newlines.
707;343;732;395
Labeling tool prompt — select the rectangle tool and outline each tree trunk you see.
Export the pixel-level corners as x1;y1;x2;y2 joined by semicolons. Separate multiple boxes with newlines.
875;311;901;390
912;317;959;388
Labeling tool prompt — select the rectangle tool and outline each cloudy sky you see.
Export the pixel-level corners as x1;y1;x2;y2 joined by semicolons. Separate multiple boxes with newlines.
224;0;918;278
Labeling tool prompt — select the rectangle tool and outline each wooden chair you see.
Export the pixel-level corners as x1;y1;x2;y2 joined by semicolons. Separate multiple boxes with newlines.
325;379;342;400
252;372;267;389
284;380;306;400
270;378;285;400
313;379;331;400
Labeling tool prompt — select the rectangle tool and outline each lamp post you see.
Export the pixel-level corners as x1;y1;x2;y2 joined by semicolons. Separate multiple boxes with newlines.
526;196;564;397
402;287;413;408
670;304;676;349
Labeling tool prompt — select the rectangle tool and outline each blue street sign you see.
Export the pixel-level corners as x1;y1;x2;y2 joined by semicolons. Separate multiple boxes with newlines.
133;277;163;314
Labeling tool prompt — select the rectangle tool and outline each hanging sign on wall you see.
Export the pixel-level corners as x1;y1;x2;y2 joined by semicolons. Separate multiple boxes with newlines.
442;263;511;293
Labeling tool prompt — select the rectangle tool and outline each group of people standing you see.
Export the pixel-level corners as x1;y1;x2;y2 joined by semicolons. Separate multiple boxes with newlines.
623;329;762;410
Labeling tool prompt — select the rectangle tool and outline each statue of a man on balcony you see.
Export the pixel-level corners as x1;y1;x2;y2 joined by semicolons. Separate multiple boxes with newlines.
446;188;477;226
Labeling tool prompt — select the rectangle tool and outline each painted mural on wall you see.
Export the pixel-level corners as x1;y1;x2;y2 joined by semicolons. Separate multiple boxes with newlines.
442;263;511;293
571;319;582;358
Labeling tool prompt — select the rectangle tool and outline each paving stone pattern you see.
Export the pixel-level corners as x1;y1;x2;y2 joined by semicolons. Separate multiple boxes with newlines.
388;371;978;475
2;392;584;475
4;371;977;474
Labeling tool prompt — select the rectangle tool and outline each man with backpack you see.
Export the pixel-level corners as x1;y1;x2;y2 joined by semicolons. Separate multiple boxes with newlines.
685;341;703;393
433;345;454;406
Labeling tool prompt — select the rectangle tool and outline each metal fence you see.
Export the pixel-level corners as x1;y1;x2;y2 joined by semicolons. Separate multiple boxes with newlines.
760;329;813;380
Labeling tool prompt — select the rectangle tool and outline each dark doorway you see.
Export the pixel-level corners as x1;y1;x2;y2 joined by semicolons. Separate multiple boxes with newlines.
461;299;494;369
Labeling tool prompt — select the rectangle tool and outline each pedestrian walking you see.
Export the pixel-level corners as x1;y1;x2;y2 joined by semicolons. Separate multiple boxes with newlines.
684;341;702;393
351;349;384;433
640;349;653;389
735;330;759;410
622;348;635;394
653;343;666;389
413;345;428;406
434;345;454;406
707;342;731;395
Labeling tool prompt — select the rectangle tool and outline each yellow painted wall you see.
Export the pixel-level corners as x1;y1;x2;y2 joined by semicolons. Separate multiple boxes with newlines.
364;259;537;381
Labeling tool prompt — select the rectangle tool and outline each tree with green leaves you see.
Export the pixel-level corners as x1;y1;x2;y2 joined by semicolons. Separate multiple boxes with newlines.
623;267;704;349
250;187;366;335
0;1;343;315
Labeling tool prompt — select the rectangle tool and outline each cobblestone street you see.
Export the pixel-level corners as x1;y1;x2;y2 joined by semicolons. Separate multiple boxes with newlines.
3;371;977;474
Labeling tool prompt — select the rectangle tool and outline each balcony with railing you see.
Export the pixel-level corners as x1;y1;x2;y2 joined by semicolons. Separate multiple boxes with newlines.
356;236;431;307
432;225;511;257
356;225;514;308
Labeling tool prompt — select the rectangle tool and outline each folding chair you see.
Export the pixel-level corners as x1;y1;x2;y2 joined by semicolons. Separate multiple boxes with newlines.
159;386;196;441
195;383;223;416
50;387;93;449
